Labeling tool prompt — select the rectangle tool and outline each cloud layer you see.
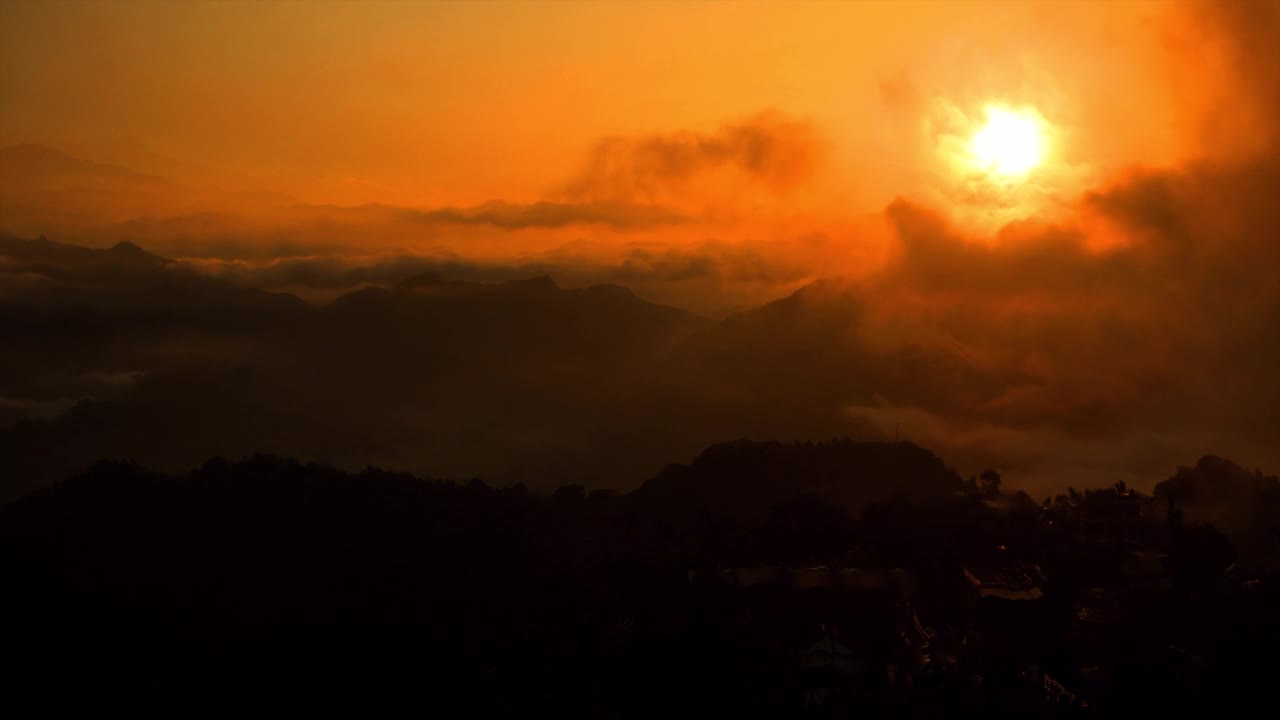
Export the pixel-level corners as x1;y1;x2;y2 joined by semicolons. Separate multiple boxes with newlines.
3;2;1280;498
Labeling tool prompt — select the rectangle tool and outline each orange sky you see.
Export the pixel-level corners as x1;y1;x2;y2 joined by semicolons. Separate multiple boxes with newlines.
1;1;1192;211
4;1;1280;490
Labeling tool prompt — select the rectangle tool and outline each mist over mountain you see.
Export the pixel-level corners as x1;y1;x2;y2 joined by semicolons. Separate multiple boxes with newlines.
3;222;1279;504
8;2;1280;714
0;142;171;189
0;232;717;501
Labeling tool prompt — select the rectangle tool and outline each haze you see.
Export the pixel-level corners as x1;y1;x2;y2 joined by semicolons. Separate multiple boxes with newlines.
2;0;1279;499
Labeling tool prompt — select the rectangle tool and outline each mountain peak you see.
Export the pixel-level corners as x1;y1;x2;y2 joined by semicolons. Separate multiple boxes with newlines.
0;142;169;186
109;240;144;254
0;142;70;161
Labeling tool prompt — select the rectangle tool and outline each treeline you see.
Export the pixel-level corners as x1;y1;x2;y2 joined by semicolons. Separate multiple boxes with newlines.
3;443;1279;714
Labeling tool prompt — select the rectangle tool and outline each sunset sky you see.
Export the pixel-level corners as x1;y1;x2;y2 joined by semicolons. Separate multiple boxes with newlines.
3;1;1279;493
4;2;1258;292
0;1;1206;208
10;5;1280;707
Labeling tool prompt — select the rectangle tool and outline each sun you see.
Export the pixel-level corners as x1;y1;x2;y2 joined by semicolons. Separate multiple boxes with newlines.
970;104;1047;177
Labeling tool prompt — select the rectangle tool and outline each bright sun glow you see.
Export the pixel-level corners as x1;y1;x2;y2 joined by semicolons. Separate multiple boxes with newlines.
970;105;1047;177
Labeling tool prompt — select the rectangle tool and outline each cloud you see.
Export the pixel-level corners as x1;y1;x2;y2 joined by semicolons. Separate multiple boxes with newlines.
7;2;1280;500
1184;0;1280;158
166;237;825;318
400;199;688;229
818;0;1280;488
562;111;824;204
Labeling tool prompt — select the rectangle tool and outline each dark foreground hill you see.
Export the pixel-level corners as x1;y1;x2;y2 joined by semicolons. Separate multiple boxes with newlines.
3;441;1280;715
635;438;962;525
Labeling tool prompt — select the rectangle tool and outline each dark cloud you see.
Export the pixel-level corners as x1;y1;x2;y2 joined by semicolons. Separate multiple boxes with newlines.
1194;0;1280;153
166;237;824;318
400;199;688;229
796;0;1280;488
842;82;1280;491
562;112;824;203
865;167;1274;471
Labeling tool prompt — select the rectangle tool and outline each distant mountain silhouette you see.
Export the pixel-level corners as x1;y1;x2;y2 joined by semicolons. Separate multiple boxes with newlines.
683;278;994;410
0;144;297;241
0;142;171;189
0;233;1071;503
8;234;1270;510
52;135;206;180
0;232;172;278
0;237;716;500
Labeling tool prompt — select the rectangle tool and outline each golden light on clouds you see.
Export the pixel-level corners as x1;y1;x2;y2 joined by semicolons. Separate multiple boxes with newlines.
2;0;1280;499
969;104;1048;178
0;1;1249;256
919;97;1072;231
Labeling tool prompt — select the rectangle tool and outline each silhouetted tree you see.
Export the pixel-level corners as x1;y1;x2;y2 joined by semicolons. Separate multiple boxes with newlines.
980;469;1002;499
